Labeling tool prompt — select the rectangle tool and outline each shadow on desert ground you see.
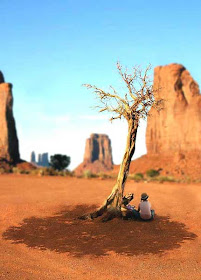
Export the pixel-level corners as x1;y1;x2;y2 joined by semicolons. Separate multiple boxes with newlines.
2;205;197;257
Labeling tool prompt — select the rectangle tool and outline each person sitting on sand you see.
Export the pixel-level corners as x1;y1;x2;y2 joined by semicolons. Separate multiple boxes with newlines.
137;192;155;220
121;193;135;219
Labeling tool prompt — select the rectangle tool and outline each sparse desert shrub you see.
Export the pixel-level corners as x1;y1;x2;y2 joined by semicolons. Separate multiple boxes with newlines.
12;167;21;174
183;177;192;184
30;169;40;176
38;169;44;176
0;168;5;174
65;170;74;177
58;169;74;177
29;167;74;177
43;167;58;176
12;167;30;174
58;170;70;176
146;169;160;178
128;173;144;182
156;176;176;183
133;173;144;182
97;172;112;179
22;170;30;174
83;170;97;179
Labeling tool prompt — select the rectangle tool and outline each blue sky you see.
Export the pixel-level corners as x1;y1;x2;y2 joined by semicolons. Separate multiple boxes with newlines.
0;0;201;169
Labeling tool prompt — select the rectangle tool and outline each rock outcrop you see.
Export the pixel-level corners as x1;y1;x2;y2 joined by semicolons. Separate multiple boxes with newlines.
75;134;113;174
38;153;49;167
31;151;49;167
146;63;201;156
113;63;201;180
0;71;5;83
0;72;20;163
31;151;36;164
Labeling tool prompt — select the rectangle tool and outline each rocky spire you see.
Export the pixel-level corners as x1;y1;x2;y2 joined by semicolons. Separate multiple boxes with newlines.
30;151;36;163
146;63;201;155
0;71;20;163
75;133;113;174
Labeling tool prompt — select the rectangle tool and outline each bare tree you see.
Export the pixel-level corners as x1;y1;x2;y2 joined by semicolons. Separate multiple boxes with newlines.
80;62;162;221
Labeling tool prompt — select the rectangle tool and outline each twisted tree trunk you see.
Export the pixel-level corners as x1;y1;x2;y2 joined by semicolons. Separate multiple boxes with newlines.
80;118;138;221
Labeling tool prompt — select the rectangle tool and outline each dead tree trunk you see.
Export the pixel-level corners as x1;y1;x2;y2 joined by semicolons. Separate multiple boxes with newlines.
81;62;162;221
80;117;138;220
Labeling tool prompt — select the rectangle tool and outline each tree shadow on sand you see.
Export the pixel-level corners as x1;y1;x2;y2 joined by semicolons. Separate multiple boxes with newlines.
2;205;197;257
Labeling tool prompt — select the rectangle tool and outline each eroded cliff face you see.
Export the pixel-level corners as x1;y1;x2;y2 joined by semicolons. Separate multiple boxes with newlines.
146;63;201;156
0;73;20;163
84;134;113;168
113;63;201;180
75;134;113;174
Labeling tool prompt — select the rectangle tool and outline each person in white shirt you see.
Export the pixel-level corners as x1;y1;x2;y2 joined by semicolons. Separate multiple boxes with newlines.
138;193;155;220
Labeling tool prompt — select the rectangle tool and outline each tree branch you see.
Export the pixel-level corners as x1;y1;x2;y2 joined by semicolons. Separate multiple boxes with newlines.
83;62;162;122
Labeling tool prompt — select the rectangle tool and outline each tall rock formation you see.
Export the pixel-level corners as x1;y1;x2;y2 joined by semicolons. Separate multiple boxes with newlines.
38;154;42;165
0;71;5;83
0;71;20;163
146;63;201;155
126;63;201;179
75;134;113;174
33;152;49;167
41;153;49;167
31;151;36;164
84;134;113;168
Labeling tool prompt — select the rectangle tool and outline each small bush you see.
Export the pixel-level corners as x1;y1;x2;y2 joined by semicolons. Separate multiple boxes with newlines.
129;173;144;182
58;170;74;177
0;168;5;174
12;167;21;174
38;169;44;176
146;169;160;178
97;172;112;179
156;176;176;183
29;167;74;177
65;170;74;177
30;169;40;175
134;173;144;181
43;168;58;176
12;167;30;174
83;170;97;179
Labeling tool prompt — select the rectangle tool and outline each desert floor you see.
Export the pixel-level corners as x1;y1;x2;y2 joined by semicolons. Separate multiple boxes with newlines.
0;175;200;280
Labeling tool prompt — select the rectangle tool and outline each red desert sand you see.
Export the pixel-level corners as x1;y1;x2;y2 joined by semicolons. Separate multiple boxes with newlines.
0;175;200;279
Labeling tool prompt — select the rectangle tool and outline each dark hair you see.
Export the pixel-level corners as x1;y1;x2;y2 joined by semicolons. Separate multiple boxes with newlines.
141;192;149;201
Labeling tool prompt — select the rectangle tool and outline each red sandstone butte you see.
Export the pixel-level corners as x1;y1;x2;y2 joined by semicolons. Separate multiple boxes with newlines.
115;63;201;179
0;72;20;163
75;133;113;175
147;63;201;155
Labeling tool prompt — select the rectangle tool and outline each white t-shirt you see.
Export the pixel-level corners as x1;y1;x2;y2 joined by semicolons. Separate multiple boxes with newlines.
139;201;151;220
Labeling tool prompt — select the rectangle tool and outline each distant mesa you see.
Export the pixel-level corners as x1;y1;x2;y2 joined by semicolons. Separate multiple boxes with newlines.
125;63;201;179
0;70;20;163
31;151;49;167
74;133;113;175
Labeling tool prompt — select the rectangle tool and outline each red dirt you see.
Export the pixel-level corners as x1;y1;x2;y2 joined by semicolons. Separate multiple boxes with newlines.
0;175;200;279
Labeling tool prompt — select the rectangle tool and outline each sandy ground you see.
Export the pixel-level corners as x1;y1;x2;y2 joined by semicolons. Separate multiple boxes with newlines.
0;175;200;280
